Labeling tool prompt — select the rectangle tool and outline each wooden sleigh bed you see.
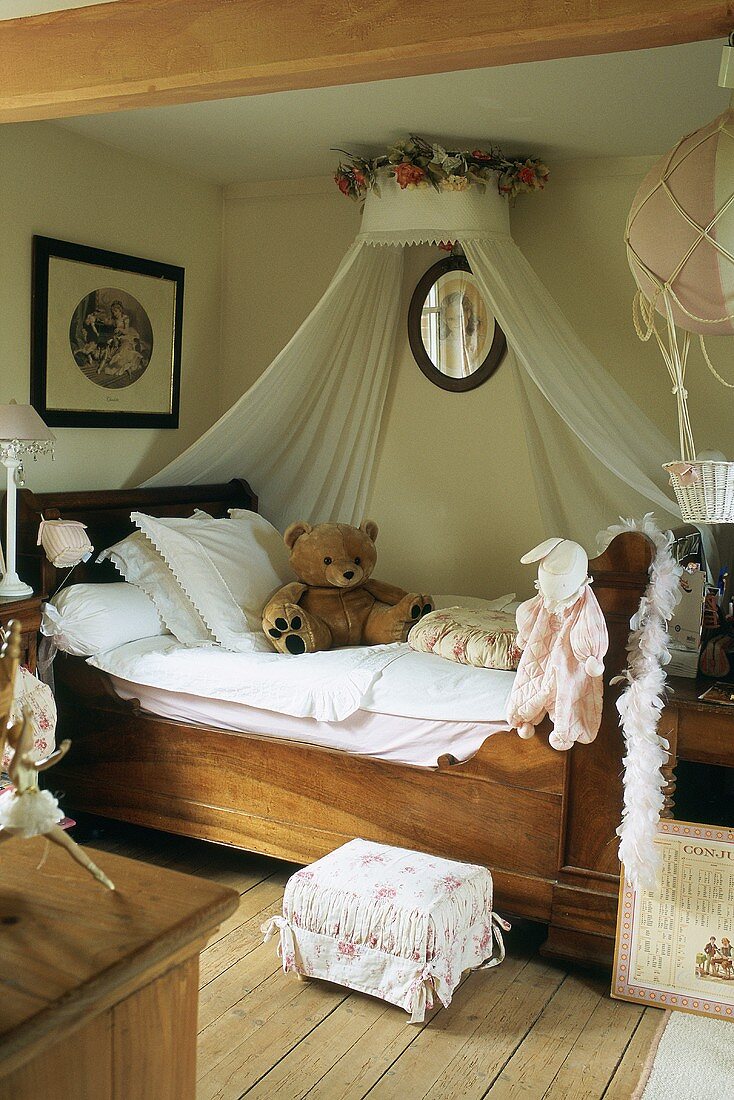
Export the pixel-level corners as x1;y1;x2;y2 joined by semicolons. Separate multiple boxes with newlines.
16;480;662;968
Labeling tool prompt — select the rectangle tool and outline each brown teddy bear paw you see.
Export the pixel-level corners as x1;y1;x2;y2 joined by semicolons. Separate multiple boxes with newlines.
409;593;434;621
263;604;310;655
396;593;434;626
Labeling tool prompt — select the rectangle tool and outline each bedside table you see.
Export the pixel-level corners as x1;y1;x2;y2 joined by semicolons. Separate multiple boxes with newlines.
661;677;734;827
666;675;734;769
0;593;41;673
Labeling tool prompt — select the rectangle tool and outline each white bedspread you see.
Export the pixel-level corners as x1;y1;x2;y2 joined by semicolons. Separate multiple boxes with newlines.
88;636;515;724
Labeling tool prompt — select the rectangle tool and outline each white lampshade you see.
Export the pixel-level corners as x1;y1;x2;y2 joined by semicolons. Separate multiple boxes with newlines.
358;174;511;247
0;402;54;444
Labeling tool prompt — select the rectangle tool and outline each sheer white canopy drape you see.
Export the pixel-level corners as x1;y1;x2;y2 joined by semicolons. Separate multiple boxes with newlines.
146;177;703;561
145;242;403;529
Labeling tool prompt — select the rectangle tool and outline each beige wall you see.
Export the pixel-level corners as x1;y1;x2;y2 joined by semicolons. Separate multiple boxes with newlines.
12;131;728;593
220;180;360;410
0;121;223;492
367;243;544;598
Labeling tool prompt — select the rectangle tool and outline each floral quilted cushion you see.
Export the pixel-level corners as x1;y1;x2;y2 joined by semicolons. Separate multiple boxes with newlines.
2;666;57;770
408;606;521;671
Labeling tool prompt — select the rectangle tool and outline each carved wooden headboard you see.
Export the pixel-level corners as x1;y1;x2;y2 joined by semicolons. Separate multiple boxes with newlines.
16;478;258;597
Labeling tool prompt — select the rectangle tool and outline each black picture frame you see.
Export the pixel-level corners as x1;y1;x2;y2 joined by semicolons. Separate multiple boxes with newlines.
407;255;506;393
31;235;184;428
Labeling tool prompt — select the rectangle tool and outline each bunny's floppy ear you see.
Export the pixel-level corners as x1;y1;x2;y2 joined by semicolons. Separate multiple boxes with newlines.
520;537;564;565
360;520;379;543
284;521;312;550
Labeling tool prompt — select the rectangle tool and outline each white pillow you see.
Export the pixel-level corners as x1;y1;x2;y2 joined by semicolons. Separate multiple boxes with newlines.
97;530;213;646
41;582;166;657
130;509;293;652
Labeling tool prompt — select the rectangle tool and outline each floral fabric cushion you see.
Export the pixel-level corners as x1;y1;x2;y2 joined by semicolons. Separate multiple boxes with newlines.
408;606;521;671
262;838;509;1023
2;666;57;770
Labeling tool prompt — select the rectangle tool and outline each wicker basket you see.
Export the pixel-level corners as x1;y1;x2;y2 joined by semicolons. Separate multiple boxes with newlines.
664;460;734;522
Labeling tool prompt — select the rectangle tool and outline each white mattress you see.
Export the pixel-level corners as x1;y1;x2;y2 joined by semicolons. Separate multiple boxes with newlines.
110;675;510;768
92;636;516;768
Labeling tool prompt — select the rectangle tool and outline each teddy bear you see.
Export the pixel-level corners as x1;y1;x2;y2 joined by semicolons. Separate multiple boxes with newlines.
262;520;433;655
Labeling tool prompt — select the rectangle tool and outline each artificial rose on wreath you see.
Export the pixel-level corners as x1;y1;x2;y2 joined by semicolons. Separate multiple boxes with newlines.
499;159;550;196
393;163;427;189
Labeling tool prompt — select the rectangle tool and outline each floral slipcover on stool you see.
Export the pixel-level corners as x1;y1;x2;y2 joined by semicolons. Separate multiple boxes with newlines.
2;666;56;772
262;838;510;1023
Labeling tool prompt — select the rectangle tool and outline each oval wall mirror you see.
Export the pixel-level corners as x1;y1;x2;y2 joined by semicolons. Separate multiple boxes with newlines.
407;255;507;392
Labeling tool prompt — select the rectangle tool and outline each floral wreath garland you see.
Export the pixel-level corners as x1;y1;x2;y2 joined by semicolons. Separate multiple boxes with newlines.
334;135;549;202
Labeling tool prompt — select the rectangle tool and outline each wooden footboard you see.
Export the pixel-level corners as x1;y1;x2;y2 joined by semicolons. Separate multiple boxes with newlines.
17;482;655;968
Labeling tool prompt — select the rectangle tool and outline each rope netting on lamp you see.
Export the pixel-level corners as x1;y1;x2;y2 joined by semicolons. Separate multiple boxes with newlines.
626;95;734;522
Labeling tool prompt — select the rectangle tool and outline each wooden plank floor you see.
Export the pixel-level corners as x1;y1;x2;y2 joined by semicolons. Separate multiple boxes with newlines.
82;821;660;1100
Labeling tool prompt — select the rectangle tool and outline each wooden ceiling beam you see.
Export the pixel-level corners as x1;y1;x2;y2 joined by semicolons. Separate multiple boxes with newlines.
0;0;730;123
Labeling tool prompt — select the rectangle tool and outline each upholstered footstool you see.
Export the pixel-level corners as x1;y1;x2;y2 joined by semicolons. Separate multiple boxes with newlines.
261;838;510;1023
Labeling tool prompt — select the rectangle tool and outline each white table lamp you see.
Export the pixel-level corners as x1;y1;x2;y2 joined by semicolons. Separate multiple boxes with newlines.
0;402;54;599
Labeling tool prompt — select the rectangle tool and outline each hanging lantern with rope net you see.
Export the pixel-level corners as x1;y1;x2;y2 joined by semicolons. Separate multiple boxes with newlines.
625;39;734;522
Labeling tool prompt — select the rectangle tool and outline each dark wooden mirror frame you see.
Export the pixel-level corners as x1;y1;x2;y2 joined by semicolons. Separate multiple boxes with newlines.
407;255;507;393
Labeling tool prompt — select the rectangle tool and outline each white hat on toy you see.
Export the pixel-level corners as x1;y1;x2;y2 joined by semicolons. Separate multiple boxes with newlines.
521;538;589;606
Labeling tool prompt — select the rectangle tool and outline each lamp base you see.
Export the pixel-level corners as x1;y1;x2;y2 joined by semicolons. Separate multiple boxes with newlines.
0;573;34;600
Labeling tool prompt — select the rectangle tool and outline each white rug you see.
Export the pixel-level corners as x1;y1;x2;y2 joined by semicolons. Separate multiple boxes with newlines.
640;1011;734;1099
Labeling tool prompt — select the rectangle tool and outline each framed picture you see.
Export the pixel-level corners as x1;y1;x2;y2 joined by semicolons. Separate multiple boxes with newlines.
31;235;184;428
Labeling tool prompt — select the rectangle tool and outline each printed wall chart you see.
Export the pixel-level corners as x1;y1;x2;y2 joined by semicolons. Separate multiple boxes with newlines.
613;820;734;1019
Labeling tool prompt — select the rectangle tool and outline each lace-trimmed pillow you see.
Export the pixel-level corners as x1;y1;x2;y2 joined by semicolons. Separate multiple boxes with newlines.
129;509;293;653
98;530;213;647
408;606;521;671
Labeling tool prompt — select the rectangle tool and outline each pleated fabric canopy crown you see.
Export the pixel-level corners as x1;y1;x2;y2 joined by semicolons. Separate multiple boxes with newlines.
358;175;510;245
146;169;687;563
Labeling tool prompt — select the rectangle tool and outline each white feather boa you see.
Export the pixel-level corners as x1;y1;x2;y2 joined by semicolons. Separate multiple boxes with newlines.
599;514;683;890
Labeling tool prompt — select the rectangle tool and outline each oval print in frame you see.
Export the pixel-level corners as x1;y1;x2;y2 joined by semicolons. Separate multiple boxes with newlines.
408;255;506;392
69;287;154;389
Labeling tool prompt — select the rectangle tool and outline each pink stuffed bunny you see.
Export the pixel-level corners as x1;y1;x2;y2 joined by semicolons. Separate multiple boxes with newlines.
506;539;609;750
